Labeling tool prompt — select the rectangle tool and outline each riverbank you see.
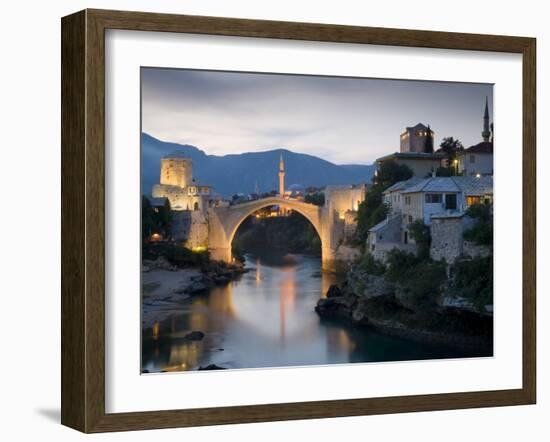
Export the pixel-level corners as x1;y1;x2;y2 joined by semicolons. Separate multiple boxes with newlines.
315;267;493;354
142;257;247;330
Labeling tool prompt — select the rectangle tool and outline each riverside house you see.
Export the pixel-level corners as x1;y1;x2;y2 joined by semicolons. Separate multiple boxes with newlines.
368;176;493;262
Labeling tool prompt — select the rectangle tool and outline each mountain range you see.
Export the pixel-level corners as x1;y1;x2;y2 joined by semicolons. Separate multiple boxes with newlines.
141;133;375;197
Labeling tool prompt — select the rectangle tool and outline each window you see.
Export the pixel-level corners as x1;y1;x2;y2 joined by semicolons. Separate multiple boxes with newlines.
467;196;481;206
425;193;442;203
445;194;457;210
408;215;413;223
405;196;411;205
470;155;476;163
193;202;199;211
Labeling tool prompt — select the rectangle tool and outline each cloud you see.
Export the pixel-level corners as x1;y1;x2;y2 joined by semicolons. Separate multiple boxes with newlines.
141;67;493;164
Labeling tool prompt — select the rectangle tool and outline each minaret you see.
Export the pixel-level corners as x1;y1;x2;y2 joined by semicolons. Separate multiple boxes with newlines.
482;96;491;142
278;153;285;196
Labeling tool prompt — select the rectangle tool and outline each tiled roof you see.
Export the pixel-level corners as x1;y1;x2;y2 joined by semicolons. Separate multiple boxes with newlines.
401;176;493;195
465;141;493;153
451;176;493;195
406;123;429;131
368;214;401;232
376;152;445;162
383;177;424;194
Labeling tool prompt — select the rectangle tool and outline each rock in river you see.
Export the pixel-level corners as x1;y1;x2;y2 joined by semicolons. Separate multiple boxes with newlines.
182;330;205;341
198;364;227;370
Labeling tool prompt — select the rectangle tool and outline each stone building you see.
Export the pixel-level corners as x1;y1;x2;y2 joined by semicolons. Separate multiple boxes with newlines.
457;97;494;177
376;123;444;178
152;151;220;249
400;123;435;153
324;184;367;237
368;176;493;263
152;152;214;212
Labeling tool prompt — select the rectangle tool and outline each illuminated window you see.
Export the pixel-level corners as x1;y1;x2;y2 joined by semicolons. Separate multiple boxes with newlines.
466;196;481;206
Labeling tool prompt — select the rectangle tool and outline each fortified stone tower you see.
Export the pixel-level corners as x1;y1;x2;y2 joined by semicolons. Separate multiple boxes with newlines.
159;155;193;188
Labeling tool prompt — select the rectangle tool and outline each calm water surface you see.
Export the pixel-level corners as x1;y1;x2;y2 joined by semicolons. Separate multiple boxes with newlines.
142;254;465;373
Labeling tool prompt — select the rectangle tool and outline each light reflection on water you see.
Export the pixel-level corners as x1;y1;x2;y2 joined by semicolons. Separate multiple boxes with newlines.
142;253;462;373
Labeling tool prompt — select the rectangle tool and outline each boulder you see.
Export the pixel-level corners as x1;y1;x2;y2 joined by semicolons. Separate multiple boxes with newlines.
326;284;342;298
198;364;226;370
183;331;205;341
185;281;208;294
315;295;356;320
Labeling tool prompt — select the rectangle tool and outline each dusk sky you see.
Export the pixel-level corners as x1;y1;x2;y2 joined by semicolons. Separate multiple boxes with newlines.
141;68;493;165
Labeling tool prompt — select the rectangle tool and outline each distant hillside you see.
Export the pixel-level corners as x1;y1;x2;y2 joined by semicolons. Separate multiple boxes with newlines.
141;133;375;197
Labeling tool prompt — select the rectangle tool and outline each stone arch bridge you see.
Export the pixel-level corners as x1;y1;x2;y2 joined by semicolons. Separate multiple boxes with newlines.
208;197;344;271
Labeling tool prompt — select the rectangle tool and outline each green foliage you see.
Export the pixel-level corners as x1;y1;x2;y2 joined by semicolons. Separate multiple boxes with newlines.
463;203;493;245
399;261;447;308
354;160;413;244
438;137;464;171
142;195;172;240
142;242;210;267
231;242;246;264
424;125;434;153
435;166;459;177
355;253;386;276
449;257;493;312
408;220;431;259
385;249;446;308
439;137;464;154
373;160;413;187
233;210;321;256
385;249;421;280
304;192;325;206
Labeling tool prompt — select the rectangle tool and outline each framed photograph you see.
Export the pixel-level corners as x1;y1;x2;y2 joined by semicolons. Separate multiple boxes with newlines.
61;9;536;433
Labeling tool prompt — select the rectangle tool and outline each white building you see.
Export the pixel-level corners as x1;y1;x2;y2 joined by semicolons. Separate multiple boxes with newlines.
368;176;493;261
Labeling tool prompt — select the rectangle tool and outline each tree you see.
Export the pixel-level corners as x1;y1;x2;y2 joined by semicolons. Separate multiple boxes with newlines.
142;195;155;240
408;219;431;259
304;192;325;206
437;137;464;175
373;160;413;187
463;203;493;246
355;161;412;243
424;125;434;153
439;137;464;153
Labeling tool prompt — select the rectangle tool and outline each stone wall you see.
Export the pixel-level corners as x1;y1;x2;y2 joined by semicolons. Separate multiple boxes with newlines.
463;240;491;259
372;242;417;262
343;211;358;238
171;210;209;249
429;216;463;263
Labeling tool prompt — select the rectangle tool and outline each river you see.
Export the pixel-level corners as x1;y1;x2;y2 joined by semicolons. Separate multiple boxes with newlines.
142;253;465;373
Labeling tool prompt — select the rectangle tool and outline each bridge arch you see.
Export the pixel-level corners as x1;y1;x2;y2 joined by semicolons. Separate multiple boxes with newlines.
227;199;323;249
208;196;340;271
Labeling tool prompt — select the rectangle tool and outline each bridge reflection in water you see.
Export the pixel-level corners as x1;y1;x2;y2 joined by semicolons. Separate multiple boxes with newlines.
141;254;460;373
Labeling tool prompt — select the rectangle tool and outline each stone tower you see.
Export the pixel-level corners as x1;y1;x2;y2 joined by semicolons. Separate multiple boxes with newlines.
159;154;192;188
482;96;491;143
278;153;285;196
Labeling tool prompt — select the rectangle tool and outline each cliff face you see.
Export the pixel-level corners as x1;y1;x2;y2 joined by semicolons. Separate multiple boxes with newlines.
315;266;493;353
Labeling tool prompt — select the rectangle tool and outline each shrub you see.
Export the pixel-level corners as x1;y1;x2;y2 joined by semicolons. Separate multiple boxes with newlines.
463;203;493;246
385;249;446;308
449;257;493;312
408;219;431;259
385;249;420;280
355;253;386;275
142;242;210;268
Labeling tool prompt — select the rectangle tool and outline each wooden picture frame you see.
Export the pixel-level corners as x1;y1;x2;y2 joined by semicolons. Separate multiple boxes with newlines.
61;9;536;433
